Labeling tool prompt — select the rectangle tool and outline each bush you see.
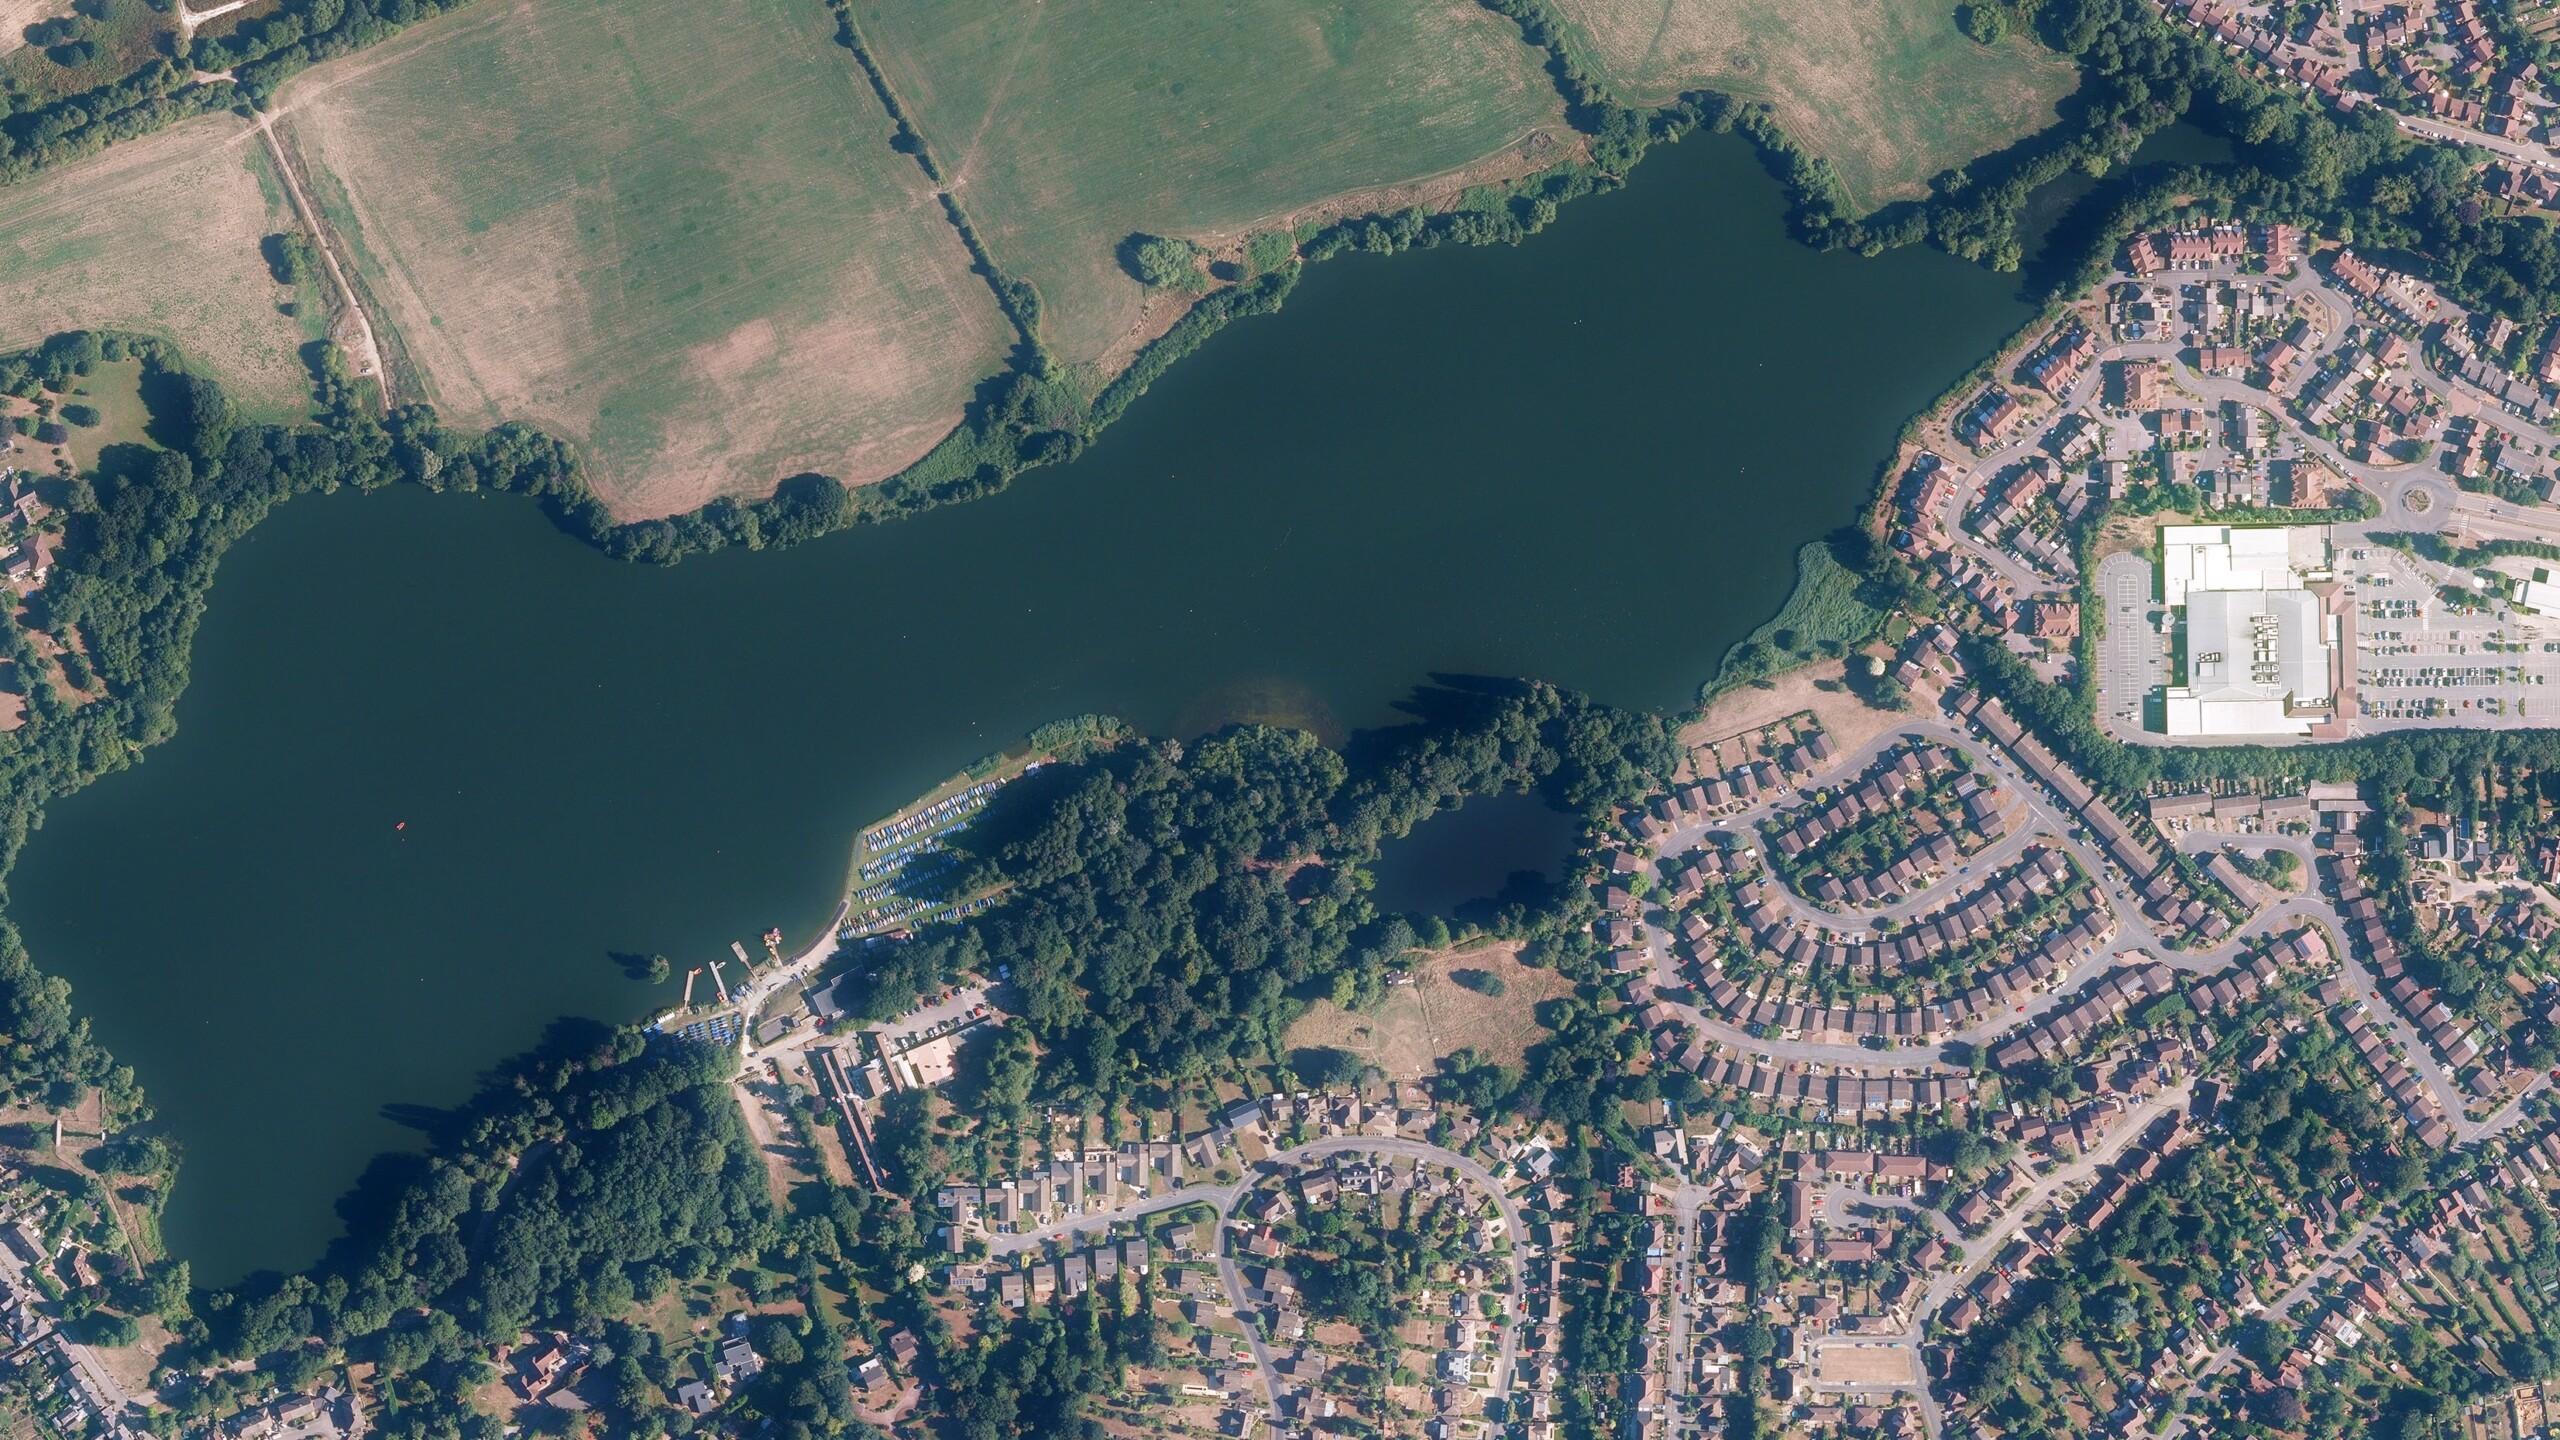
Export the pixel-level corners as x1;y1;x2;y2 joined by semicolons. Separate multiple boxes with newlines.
1121;233;1204;289
1244;230;1297;277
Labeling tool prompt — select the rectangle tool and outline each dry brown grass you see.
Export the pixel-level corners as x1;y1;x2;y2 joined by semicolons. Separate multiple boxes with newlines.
1812;1339;1923;1385
0;111;317;420
1548;0;2077;208
274;0;1011;520
1285;941;1571;1078
1682;658;1908;760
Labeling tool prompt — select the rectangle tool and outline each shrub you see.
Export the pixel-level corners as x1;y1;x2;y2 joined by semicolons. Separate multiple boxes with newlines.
1122;233;1204;289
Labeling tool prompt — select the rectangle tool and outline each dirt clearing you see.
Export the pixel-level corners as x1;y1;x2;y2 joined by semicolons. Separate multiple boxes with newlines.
1813;1339;1924;1386
1685;658;1910;761
1285;941;1571;1078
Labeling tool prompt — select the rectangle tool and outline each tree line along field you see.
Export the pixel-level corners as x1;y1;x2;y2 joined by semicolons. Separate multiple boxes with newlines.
269;0;1014;521
1546;0;2080;212
850;0;1569;375
0;112;320;423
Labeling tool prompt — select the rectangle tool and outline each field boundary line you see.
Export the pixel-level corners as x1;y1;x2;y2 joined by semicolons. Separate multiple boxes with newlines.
830;0;1042;352
256;111;386;407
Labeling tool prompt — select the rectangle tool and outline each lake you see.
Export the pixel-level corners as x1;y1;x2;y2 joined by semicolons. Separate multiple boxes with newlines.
1369;790;1583;922
7;131;2034;1282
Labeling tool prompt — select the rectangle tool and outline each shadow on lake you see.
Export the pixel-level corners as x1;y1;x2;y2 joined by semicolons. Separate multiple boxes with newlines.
1368;789;1581;924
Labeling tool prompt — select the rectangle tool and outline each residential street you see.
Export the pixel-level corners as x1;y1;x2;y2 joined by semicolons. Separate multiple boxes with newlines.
984;1134;1528;1407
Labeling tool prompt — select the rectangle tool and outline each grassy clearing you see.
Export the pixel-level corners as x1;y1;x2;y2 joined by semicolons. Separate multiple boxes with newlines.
1284;941;1570;1078
1547;0;2078;209
0;111;318;421
55;356;154;474
276;0;1013;520
856;0;1565;371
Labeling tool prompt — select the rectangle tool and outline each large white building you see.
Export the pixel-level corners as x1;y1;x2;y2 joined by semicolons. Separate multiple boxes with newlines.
2157;524;2338;738
2158;523;2326;605
2513;566;2560;620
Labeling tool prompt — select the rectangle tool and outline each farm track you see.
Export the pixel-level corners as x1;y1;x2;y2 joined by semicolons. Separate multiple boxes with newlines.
254;111;388;408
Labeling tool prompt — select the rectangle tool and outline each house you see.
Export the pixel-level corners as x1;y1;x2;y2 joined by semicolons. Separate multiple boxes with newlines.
714;1336;764;1384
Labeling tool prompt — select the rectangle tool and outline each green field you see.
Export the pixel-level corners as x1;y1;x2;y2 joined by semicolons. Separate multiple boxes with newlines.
1548;0;2079;211
856;0;1566;372
0;111;319;422
276;0;1014;520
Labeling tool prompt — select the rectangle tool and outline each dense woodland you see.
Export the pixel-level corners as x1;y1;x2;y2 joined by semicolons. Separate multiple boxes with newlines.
836;683;1675;1102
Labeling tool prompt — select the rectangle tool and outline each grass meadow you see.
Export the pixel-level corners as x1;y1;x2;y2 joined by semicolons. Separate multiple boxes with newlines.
274;0;1014;520
0;111;318;421
1547;0;2079;211
855;0;1566;372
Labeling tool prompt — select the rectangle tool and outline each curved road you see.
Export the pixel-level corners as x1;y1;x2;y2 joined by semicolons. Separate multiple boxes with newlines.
987;1134;1529;1407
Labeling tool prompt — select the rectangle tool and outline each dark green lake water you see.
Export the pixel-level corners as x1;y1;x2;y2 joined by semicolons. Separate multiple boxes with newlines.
1368;790;1582;921
8;132;2033;1282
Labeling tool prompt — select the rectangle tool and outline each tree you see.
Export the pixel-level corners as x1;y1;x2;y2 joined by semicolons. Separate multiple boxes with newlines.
1451;968;1506;998
1122;234;1204;289
59;403;99;427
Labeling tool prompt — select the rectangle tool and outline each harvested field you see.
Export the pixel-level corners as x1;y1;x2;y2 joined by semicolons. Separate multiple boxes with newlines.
1548;0;2078;209
856;0;1565;371
275;0;1013;520
0;111;318;421
1285;941;1571;1078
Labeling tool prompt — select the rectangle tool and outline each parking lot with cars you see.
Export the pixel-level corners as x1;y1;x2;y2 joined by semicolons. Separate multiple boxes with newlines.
2340;545;2560;726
